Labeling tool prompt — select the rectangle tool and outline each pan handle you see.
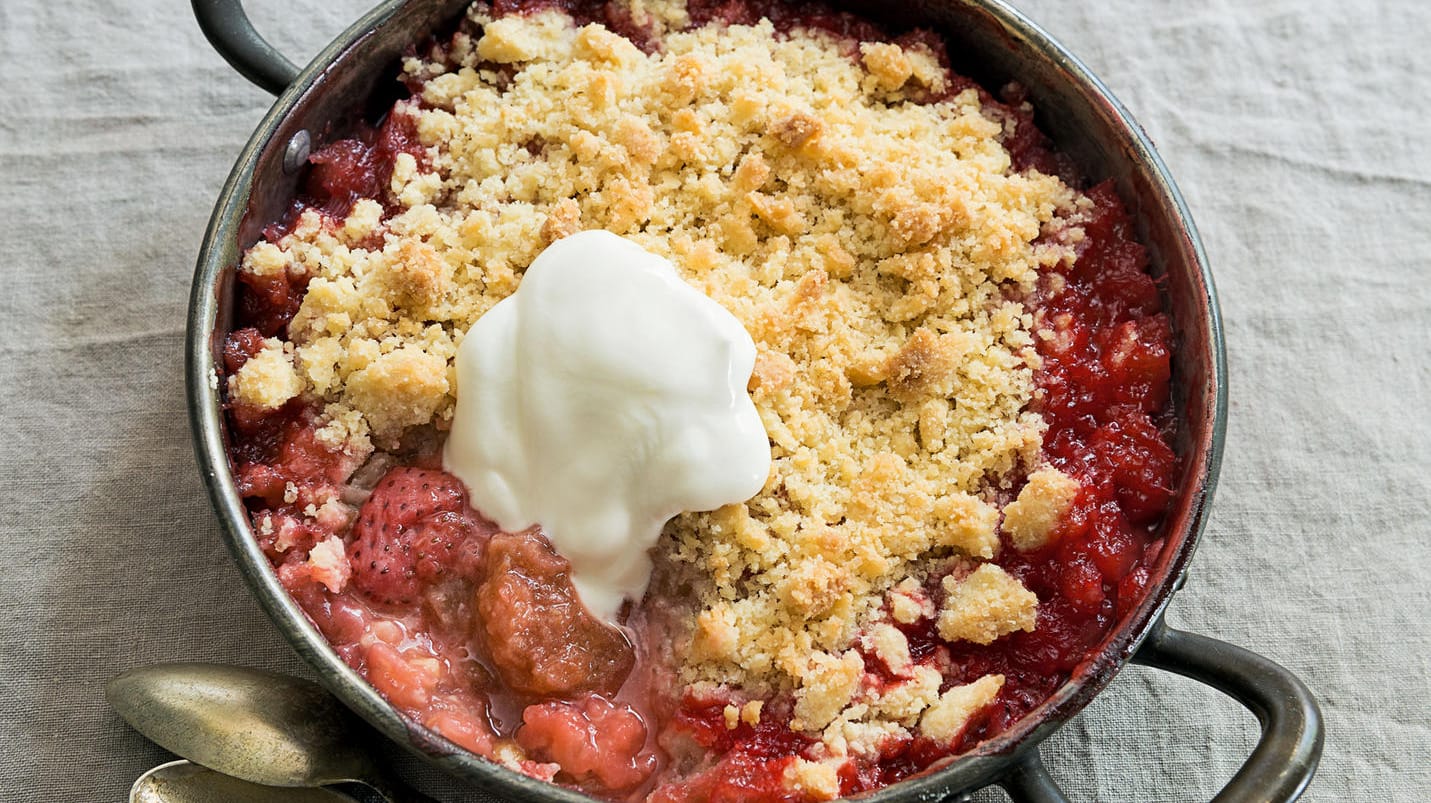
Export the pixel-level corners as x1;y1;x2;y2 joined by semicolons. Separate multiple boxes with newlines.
997;615;1323;803
192;0;299;95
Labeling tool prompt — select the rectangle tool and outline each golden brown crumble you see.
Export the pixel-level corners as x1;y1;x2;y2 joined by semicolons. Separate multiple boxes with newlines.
783;757;843;798
228;337;302;410
1003;466;1081;551
231;0;1092;769
937;563;1039;645
919;674;1005;742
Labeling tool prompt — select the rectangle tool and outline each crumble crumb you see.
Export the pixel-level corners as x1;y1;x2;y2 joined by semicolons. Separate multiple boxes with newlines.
889;577;935;624
859;42;913;92
919;674;1004;743
723;699;764;729
227;336;303;409
866;623;913;676
793;650;865;731
938;563;1038;645
771;112;821;149
867;664;942;724
475;13;574;63
342;199;383;242
341;345;451;440
741;699;763;726
241;241;289;277
722;704;741;730
1003;467;1081;551
307;535;351;593
858;40;945;96
272;515;304;553
308;496;354;533
313;403;375;458
229;338;303;410
783;758;842;799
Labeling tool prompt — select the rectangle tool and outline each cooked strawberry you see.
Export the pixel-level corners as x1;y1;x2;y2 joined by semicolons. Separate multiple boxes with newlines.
517;695;656;790
221;327;268;374
348;468;474;606
235;463;288;507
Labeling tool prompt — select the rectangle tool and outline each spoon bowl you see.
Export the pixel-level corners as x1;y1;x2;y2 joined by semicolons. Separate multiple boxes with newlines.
131;759;354;803
107;663;434;801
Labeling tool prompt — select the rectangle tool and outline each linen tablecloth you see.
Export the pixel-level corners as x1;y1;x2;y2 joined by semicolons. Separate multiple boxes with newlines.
2;0;1427;799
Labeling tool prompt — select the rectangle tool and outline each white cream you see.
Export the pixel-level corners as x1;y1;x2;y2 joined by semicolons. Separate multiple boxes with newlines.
444;230;771;623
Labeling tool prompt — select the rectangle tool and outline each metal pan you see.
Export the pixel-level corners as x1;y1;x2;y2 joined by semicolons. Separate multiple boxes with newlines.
185;0;1324;799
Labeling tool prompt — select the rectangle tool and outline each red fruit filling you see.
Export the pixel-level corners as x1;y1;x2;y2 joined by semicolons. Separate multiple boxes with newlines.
259;106;426;248
519;695;657;791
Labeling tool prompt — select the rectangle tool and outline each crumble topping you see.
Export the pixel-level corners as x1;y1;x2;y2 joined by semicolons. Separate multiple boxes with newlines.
937;562;1039;645
228;337;303;410
1002;466;1081;551
865;622;913;676
235;0;1094;772
783;757;843;798
919;674;1005;742
306;535;351;593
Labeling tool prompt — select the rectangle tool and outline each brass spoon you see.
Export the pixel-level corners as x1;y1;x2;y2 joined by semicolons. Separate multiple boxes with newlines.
131;759;355;803
107;663;437;803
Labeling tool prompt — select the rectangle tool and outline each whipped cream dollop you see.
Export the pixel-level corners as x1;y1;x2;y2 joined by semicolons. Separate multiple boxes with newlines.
444;230;771;623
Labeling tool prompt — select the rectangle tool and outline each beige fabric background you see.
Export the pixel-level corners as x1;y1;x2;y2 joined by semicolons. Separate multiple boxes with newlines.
1;0;1427;800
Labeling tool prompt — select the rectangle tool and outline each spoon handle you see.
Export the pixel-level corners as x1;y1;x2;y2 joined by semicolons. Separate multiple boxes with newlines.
132;760;358;803
360;776;445;803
